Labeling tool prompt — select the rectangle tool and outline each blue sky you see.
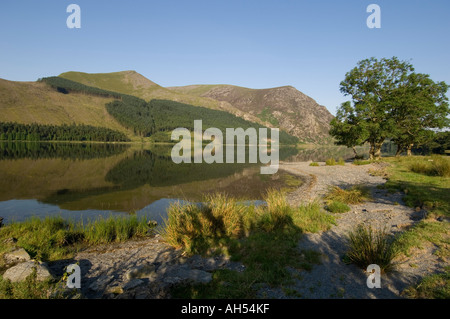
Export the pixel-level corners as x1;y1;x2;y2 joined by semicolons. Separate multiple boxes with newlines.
1;0;449;115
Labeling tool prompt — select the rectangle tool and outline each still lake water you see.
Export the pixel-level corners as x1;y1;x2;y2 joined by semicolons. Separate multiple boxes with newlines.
0;142;358;225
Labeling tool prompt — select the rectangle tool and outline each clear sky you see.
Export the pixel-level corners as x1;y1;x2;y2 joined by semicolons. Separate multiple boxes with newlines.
1;0;449;115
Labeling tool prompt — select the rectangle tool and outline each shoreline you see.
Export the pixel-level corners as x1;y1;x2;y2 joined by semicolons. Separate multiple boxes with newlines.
1;158;448;299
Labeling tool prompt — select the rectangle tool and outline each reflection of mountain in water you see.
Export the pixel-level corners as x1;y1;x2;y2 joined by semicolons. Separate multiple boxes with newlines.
0;143;304;214
105;149;256;188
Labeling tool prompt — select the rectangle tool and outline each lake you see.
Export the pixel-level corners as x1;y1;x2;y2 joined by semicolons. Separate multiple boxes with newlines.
0;142;358;225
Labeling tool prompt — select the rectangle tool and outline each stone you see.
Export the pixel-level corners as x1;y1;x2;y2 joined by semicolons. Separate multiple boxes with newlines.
122;279;144;291
2;261;54;283
3;248;31;264
163;266;212;285
125;264;156;280
88;275;113;291
104;286;124;295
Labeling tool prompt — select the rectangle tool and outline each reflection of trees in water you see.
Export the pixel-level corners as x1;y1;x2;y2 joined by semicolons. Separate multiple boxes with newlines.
283;146;362;162
0;142;130;160
105;150;255;188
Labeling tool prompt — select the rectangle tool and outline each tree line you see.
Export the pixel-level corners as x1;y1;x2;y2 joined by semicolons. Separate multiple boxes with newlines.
330;57;449;159
0;122;130;142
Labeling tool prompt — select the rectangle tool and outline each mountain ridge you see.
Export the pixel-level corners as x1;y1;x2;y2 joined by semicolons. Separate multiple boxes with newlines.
60;71;334;143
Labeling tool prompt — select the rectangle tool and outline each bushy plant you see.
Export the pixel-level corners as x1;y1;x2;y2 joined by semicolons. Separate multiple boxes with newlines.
345;224;398;273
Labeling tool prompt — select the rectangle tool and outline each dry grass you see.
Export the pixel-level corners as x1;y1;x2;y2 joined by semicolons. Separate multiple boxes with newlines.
324;185;371;205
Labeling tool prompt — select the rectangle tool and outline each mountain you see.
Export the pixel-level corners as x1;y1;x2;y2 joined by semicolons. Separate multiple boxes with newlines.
60;71;334;143
168;84;334;144
1;71;334;144
59;71;238;113
0;78;130;137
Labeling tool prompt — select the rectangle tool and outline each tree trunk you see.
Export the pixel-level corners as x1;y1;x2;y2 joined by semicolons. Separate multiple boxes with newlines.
368;143;375;160
406;144;414;156
352;146;358;158
369;141;383;160
373;142;383;160
395;145;404;157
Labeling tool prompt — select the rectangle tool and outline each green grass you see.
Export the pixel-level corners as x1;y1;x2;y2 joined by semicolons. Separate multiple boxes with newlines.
326;200;351;214
324;185;370;205
325;158;345;166
383;156;450;216
392;220;449;260
353;160;373;166
380;156;450;298
344;224;399;273
0;268;55;299
309;162;319;166
0;215;152;263
325;158;336;166
164;190;335;298
402;267;450;299
408;155;450;178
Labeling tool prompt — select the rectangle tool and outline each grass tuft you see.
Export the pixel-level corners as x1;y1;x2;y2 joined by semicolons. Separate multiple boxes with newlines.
324;185;370;205
325;158;336;166
326;200;351;214
344;224;398;273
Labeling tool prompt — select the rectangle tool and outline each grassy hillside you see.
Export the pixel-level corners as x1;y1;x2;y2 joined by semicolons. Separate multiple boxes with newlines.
59;71;223;109
59;71;266;124
42;76;298;144
0;79;133;139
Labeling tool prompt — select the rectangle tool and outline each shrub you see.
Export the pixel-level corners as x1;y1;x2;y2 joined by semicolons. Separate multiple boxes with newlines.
345;224;398;273
309;162;319;167
337;158;346;166
325;158;336;166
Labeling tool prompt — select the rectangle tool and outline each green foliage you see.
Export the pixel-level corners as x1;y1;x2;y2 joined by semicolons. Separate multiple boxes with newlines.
326;201;351;213
415;131;450;155
0;122;129;142
309;162;319;166
330;57;449;159
345;224;398;273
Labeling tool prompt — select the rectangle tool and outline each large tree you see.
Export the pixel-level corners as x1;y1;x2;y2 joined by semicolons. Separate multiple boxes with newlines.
390;73;449;156
330;57;449;159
